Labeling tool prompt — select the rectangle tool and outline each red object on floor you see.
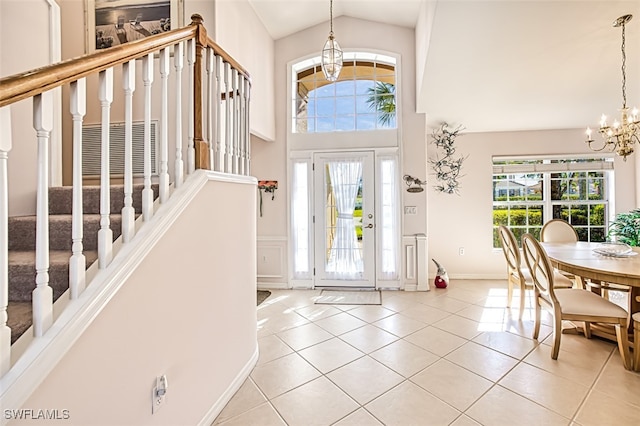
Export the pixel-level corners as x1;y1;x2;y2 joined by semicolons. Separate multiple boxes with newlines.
434;276;448;288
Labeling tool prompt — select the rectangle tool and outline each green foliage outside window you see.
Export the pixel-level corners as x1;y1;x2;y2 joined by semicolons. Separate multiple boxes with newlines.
365;82;396;126
492;170;608;248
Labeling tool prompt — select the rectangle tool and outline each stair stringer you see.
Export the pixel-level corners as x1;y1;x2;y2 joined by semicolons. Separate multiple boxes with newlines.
0;170;258;418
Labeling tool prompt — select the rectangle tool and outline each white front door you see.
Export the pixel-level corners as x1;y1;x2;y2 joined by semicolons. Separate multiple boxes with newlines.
314;151;376;287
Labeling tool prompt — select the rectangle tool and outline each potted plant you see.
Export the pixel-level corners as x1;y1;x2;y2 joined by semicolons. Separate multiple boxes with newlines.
608;208;640;246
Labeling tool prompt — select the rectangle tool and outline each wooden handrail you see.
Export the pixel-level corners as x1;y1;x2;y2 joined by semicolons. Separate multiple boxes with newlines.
0;15;251;108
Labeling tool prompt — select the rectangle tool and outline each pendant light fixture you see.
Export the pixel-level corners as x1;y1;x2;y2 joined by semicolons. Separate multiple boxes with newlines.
321;0;343;82
585;14;639;160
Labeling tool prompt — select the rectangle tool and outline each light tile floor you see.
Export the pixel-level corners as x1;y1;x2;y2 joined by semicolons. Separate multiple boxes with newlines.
214;280;640;426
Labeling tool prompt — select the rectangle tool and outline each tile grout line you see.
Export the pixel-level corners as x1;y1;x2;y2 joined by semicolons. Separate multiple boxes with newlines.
229;287;635;425
569;347;616;424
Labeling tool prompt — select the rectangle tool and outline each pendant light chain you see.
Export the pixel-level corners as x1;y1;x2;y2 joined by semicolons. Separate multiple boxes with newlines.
621;21;627;108
330;0;334;35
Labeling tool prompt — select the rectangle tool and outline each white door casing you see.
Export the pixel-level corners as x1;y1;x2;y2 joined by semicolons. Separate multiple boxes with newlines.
313;151;376;288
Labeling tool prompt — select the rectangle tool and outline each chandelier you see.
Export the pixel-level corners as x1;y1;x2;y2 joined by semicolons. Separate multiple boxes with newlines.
585;14;639;161
321;0;343;81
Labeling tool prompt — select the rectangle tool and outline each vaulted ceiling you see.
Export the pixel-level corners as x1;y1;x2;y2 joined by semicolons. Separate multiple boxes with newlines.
248;0;640;133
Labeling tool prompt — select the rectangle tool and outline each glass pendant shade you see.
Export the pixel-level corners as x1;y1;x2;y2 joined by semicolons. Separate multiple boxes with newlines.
322;34;343;82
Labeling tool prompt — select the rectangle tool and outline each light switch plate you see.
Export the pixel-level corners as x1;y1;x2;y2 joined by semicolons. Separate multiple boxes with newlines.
404;206;417;215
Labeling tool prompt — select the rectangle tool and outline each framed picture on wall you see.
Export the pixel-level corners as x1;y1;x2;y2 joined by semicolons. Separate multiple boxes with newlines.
85;0;184;53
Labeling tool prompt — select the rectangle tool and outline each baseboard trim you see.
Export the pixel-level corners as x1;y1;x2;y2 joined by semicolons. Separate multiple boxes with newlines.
257;281;289;289
429;274;506;280
198;343;259;426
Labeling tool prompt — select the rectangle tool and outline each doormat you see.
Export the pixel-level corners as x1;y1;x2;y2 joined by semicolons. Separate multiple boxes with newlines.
315;290;381;305
257;290;271;306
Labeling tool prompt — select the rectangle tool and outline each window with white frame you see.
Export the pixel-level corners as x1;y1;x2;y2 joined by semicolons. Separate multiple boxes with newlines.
492;156;614;247
377;155;400;280
291;159;312;279
292;53;397;133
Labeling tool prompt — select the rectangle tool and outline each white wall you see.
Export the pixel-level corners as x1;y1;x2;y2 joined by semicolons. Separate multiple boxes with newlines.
16;179;258;425
415;0;437;113
1;0;57;215
426;127;638;279
213;0;276;142
254;16;426;288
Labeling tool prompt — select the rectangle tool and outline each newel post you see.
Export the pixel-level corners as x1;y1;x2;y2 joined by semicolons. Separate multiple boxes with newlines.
191;14;210;170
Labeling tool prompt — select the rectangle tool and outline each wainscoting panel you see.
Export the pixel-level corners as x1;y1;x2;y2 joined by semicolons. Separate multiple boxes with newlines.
403;235;417;291
257;237;288;289
403;234;429;291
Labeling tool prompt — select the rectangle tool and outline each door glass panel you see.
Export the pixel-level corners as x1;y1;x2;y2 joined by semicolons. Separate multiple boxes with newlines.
324;159;364;279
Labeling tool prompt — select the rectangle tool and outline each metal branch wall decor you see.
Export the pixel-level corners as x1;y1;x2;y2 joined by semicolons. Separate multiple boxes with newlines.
428;123;466;194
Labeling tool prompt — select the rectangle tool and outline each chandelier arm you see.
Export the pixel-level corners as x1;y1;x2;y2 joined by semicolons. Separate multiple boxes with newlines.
587;139;616;152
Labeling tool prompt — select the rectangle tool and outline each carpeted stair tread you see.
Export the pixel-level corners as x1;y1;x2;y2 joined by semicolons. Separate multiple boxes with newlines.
7;302;32;344
49;183;159;215
8;184;159;344
8;250;98;302
9;214;125;251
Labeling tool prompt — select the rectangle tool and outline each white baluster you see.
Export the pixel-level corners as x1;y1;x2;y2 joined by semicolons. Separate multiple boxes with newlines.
142;53;154;221
245;79;251;175
98;68;113;269
187;39;196;174
215;55;223;172
0;107;12;374
32;91;54;337
232;69;239;174
159;47;170;202
206;46;214;170
239;75;246;176
174;42;184;188
69;79;87;298
224;62;232;173
122;60;136;243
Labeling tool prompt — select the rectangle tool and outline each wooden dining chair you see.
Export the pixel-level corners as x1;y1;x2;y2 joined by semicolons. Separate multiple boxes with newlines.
634;311;640;371
521;233;633;369
540;219;581;284
497;226;572;319
634;294;640;372
540;219;578;243
540;219;630;297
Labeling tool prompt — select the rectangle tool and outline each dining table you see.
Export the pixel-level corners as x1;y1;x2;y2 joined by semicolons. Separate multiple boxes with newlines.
540;241;640;342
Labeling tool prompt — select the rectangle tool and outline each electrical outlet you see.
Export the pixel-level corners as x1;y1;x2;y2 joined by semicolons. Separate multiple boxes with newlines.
459;247;465;256
404;206;417;215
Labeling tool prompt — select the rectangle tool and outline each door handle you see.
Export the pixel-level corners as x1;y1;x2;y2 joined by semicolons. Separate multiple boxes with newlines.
364;223;374;229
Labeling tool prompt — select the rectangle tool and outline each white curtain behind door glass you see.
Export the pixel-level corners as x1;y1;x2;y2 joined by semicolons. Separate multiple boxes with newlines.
291;161;310;278
326;159;363;278
379;157;399;280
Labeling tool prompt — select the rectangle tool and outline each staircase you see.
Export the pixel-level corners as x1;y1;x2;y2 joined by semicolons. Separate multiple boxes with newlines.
6;184;158;343
1;17;255;416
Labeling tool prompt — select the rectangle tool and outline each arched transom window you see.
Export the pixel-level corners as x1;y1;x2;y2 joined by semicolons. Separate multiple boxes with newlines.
292;53;397;133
